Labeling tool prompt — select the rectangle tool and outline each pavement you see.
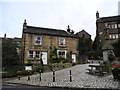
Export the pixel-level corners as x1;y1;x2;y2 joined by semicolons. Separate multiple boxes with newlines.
4;63;120;89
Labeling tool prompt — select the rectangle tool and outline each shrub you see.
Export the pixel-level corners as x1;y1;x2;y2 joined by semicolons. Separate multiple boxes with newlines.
20;70;29;75
72;63;76;66
32;66;44;73
2;71;18;78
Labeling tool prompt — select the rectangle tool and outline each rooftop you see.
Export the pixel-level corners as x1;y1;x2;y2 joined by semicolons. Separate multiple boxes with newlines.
23;25;77;38
96;15;120;23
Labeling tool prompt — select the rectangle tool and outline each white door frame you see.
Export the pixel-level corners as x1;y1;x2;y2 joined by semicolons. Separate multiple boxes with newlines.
41;51;48;65
72;54;76;63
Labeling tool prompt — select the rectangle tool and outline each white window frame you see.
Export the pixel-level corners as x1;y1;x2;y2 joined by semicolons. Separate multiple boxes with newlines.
109;35;112;39
28;51;42;58
108;25;111;28
57;50;67;59
59;38;65;46
28;51;34;58
111;24;115;29
115;24;117;28
34;36;42;45
35;51;41;58
118;24;120;28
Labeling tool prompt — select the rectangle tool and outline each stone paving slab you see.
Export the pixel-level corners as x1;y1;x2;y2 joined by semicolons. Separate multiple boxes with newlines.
5;64;120;89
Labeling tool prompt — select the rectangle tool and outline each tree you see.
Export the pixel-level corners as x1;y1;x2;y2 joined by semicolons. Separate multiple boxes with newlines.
112;37;120;58
2;38;20;71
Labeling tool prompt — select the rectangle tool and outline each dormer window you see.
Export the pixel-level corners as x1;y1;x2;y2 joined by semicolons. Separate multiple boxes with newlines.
35;36;42;45
59;38;65;46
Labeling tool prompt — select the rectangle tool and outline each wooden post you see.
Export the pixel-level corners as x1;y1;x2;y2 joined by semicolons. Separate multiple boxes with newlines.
53;70;55;82
70;70;72;82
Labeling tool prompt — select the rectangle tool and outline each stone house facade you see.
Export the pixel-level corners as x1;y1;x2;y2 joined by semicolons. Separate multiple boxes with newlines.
22;20;79;66
96;11;120;45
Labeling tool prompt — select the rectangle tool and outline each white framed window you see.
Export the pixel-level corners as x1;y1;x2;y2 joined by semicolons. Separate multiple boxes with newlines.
57;50;67;59
35;51;40;58
112;34;116;39
116;34;119;38
28;51;42;59
28;51;34;58
108;25;111;28
59;38;65;46
118;24;120;28
109;35;112;39
34;36;42;45
115;24;117;28
111;24;115;28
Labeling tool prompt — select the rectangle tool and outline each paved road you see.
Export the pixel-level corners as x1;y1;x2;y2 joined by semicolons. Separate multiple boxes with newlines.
4;64;120;89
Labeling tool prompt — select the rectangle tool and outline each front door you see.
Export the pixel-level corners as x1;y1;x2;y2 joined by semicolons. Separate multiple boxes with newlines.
72;54;76;63
41;52;47;65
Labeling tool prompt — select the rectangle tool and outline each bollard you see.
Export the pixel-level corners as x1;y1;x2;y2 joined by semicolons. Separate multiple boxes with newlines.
18;76;20;80
70;70;72;82
28;75;30;81
39;70;41;81
53;70;55;82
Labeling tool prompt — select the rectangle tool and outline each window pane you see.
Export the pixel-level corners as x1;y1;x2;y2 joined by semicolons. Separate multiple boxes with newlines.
115;24;117;28
29;51;33;57
59;38;65;45
35;36;41;45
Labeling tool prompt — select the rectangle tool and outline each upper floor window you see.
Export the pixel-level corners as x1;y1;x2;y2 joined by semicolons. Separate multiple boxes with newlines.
108;25;111;28
35;36;42;45
111;24;117;29
59;38;65;46
118;24;120;28
115;24;117;28
111;24;115;28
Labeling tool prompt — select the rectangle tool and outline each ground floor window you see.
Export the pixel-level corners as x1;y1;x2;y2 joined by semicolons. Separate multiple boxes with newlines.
28;51;41;59
57;50;67;59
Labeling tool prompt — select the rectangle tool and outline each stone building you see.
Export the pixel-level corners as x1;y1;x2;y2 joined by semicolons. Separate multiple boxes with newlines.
75;30;92;63
96;11;120;45
21;20;79;66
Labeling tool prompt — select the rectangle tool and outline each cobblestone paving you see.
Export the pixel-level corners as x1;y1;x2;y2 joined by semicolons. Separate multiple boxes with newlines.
6;64;120;89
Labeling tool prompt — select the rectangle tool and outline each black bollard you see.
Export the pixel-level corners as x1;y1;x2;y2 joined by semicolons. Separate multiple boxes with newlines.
18;76;20;80
70;70;72;82
28;75;30;81
53;70;55;82
39;70;41;81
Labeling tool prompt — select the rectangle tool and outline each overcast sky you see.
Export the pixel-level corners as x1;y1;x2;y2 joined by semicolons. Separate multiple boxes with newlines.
0;0;120;40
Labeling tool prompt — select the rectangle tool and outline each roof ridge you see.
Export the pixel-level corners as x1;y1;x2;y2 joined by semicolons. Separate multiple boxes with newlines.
26;25;66;32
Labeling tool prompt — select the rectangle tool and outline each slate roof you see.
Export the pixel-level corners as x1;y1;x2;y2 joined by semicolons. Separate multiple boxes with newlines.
96;15;120;23
101;42;114;51
75;30;91;37
23;25;77;38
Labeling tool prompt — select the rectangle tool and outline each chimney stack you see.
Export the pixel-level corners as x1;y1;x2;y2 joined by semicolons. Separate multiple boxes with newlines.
96;11;99;19
23;19;27;29
67;25;70;33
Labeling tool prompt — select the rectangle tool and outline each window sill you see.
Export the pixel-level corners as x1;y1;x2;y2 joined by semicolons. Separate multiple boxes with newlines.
59;45;66;48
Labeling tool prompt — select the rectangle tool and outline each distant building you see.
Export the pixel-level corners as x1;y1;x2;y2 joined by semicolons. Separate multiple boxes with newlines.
21;20;79;66
96;11;120;46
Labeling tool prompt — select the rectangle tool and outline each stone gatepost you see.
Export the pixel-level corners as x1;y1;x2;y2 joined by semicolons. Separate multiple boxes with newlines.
102;42;114;62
